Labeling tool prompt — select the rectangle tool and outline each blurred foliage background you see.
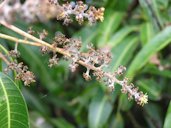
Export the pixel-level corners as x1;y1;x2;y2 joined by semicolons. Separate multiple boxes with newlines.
1;0;171;128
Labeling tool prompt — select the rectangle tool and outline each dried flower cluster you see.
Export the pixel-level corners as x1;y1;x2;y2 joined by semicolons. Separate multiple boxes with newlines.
37;32;148;106
4;60;35;86
0;0;104;25
55;1;105;25
0;0;58;23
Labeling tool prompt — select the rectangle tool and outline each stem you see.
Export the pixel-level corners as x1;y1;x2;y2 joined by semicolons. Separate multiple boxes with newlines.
0;33;42;47
0;52;10;65
0;22;100;72
0;21;70;57
0;44;9;54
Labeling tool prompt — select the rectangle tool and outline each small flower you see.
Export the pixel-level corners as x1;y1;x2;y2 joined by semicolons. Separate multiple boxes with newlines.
137;93;148;106
27;27;35;35
40;46;49;54
9;50;20;58
5;62;35;86
108;82;115;92
93;70;104;80
49;0;58;5
20;71;35;86
39;29;48;40
48;54;59;67
94;7;105;22
116;65;126;75
83;68;91;81
54;32;69;46
69;62;78;72
55;1;104;25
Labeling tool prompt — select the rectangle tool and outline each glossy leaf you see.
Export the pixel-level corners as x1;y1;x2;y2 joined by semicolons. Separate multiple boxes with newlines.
140;22;154;45
118;94;133;111
110;112;124;128
142;65;171;78
127;26;171;77
107;26;137;48
109;35;138;71
139;0;163;31
0;72;29;128
51;118;74;128
88;91;112;128
97;10;124;47
137;79;162;100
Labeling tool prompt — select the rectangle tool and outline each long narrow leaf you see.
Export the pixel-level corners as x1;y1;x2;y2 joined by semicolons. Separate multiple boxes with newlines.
127;26;171;77
164;101;171;128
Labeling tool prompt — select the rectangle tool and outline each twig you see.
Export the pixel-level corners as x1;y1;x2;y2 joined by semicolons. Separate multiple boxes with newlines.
0;52;10;65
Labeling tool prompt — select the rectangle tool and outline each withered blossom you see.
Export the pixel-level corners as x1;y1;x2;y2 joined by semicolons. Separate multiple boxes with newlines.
55;1;105;25
48;54;59;67
4;62;35;86
9;50;20;58
0;0;104;25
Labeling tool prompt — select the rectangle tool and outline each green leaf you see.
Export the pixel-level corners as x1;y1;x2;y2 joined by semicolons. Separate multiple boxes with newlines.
97;10;124;47
0;72;29;128
107;26;137;48
127;26;171;77
74;26;98;50
29;112;52;128
51;118;74;128
164;101;171;128
118;94;133;111
137;79;162;100
0;59;2;71
144;103;163;128
22;88;50;115
142;64;171;78
88;91;112;128
110;112;124;128
139;0;163;31
140;22;154;45
109;35;138;71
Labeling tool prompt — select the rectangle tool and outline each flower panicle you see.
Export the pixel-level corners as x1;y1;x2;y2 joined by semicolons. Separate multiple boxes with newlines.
42;33;148;106
0;27;148;106
55;1;105;25
0;0;104;25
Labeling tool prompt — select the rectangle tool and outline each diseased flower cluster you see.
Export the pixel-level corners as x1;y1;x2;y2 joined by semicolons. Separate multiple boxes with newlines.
55;1;105;25
0;0;148;106
37;32;148;106
0;0;21;22
0;0;104;25
4;61;35;86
